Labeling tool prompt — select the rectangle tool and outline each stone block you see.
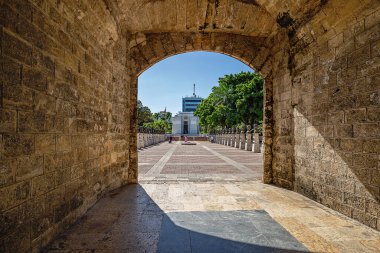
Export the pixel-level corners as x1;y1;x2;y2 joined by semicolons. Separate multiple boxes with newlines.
339;138;362;152
348;45;370;65
23;67;48;92
372;169;380;185
354;123;380;138
329;33;344;48
352;208;377;229
89;145;103;159
16;16;47;50
372;38;380;57
55;166;72;187
71;134;89;149
33;93;57;114
337;67;357;86
18;111;45;133
2;31;32;65
357;56;380;77
45;115;64;133
321;125;334;138
367;107;380;121
355;23;380;48
74;147;89;164
61;151;75;168
336;39;355;59
31;212;54;240
344;193;366;210
352;153;378;169
1;57;22;85
363;139;380;153
366;200;380;217
311;114;327;126
356;75;379;94
7;0;33;20
343;18;365;41
0;224;31;253
2;85;35;110
35;134;56;154
3;134;34;157
0;181;31;211
32;49;55;74
31;172;56;197
334;152;353;166
334;124;353;138
56;135;71;152
0;109;16;132
53;201;70;224
328;111;345;124
16;155;43;181
0;202;30;241
0;158;16;187
345;108;367;123
42;33;65;59
70;163;85;180
44;153;62;173
0;3;18;32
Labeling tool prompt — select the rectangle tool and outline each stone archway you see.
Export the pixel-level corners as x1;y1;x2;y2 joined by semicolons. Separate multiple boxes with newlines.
1;0;379;251
126;32;275;184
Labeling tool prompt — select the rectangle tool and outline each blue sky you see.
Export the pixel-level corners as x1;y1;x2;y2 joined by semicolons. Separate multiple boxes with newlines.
138;51;253;114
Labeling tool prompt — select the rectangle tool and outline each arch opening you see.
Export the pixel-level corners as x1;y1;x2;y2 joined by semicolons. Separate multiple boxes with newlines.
131;50;273;184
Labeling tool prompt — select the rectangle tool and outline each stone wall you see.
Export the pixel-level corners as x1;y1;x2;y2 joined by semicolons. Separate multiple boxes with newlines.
271;2;380;230
0;0;130;251
0;0;379;251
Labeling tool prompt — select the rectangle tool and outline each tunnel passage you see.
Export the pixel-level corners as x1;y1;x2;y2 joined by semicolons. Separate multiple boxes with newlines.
0;0;379;251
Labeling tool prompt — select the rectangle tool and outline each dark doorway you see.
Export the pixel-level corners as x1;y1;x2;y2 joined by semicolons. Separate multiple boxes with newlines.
183;121;189;134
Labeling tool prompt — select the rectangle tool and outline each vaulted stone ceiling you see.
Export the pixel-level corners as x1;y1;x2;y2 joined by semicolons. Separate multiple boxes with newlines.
60;0;377;50
104;0;326;37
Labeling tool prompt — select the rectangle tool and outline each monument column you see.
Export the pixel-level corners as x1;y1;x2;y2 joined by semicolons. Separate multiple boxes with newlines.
239;126;245;150
235;127;240;148
245;125;253;151
230;127;235;147
253;124;261;153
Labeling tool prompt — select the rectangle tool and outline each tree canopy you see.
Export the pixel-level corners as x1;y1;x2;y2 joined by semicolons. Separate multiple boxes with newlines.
137;100;172;133
137;100;153;126
194;72;263;131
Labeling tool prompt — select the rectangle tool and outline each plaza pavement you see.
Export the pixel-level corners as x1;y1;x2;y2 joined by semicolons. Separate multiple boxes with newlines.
138;141;263;182
44;141;380;253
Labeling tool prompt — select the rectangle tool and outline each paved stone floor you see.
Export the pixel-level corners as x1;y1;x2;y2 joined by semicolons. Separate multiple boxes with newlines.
44;142;380;253
139;141;263;182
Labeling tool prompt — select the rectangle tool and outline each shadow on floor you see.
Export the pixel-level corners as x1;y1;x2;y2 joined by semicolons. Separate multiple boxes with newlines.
43;184;309;253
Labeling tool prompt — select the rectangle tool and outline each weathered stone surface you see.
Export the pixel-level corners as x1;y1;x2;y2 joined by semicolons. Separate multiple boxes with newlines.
3;134;34;157
35;134;55;154
16;155;44;182
0;0;379;252
0;181;31;211
0;110;16;132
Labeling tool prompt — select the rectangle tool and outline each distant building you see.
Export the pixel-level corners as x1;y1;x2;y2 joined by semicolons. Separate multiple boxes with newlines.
182;97;203;112
171;84;203;135
171;112;200;135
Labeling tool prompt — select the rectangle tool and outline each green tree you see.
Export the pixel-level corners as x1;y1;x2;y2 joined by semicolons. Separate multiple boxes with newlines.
143;119;172;133
153;111;172;122
137;100;153;126
194;72;263;131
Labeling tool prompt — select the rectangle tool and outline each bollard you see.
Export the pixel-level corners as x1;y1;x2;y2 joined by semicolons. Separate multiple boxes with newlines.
253;124;260;153
245;125;253;151
235;127;240;148
239;127;245;150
